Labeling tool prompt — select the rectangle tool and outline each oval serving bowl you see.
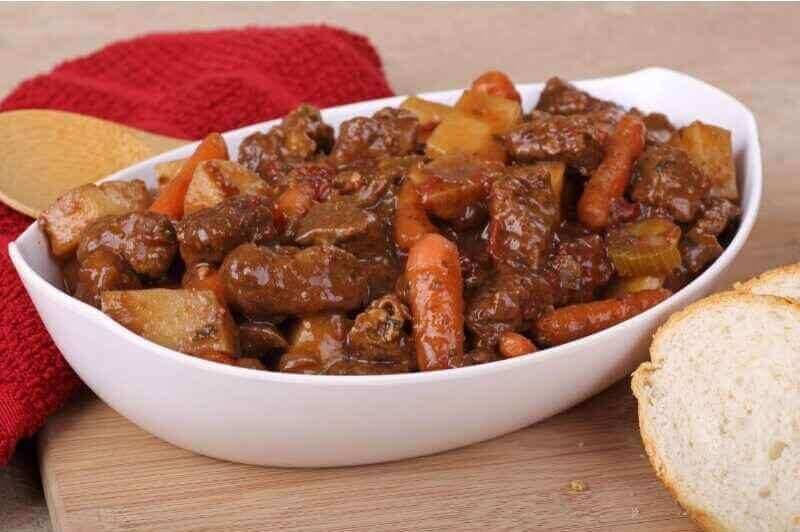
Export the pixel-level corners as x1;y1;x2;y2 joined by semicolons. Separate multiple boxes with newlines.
9;68;761;467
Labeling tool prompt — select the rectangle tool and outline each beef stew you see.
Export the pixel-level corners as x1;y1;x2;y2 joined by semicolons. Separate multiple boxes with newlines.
39;71;741;374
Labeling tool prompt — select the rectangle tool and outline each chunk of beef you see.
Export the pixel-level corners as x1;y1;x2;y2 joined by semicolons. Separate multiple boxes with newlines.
454;228;493;292
680;197;741;274
346;160;421;247
294;195;399;299
77;212;177;279
71;248;141;308
330;107;418;165
503;112;613;176
294;197;379;247
251;161;337;201
631;145;711;223
221;244;368;318
332;156;420;215
277;312;409;375
463;347;499;366
608;197;674;226
633;109;676;145
465;271;553;348
360;254;403;302
409;154;503;222
271;163;340;234
535;77;623;117
690;197;741;237
279;162;337;198
239;322;288;358
282;104;335;153
680;233;722;276
176;195;276;264
488;165;559;272
346;295;412;364
334;155;417;190
238;105;334;176
546;231;613;306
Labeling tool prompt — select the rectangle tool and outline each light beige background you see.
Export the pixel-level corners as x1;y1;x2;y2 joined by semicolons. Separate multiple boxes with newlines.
1;3;798;531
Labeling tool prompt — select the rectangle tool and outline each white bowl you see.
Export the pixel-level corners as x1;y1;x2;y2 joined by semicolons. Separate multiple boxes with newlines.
10;68;761;467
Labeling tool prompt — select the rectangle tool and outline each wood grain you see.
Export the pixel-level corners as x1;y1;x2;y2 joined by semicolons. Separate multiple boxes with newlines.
40;382;697;532
24;3;800;531
0;110;184;217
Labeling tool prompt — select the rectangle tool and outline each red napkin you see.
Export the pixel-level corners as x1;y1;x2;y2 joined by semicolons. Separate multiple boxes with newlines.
0;25;392;465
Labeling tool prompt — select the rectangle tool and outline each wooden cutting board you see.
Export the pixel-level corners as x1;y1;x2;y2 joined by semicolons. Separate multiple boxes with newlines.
39;381;701;532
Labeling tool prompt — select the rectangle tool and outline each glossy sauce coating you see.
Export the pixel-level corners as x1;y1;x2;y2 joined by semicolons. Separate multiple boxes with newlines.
394;178;438;251
278;313;351;374
72;248;142;308
221;243;368;318
631;144;711;223
578;114;646;230
43;72;741;374
238;105;334;175
488;165;558;272
330;108;419;165
503;112;612;176
77;212;177;279
176;195;276;265
535;288;670;346
405;234;465;370
498;331;537;358
346;294;412;364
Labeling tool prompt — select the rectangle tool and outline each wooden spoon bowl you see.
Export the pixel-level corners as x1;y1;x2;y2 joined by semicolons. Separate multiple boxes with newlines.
0;109;186;217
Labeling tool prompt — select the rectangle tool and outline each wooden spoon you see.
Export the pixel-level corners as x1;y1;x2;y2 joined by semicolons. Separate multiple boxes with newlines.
0;109;187;217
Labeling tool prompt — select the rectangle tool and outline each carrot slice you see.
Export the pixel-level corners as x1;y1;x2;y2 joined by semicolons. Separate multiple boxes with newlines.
150;132;229;219
394;179;438;251
577;114;646;231
535;288;670;346
406;234;465;371
498;331;537;358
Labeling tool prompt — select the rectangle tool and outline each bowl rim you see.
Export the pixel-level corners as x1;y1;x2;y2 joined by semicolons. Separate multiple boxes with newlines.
9;66;762;387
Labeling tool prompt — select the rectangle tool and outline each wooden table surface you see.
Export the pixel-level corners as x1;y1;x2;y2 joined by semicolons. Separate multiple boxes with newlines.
2;3;799;531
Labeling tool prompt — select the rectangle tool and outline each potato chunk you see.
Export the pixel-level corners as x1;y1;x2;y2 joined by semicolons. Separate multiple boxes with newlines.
101;289;238;357
399;96;455;139
670;121;738;200
183;159;270;215
154;158;186;190
454;90;523;135
39;180;151;260
425;111;506;162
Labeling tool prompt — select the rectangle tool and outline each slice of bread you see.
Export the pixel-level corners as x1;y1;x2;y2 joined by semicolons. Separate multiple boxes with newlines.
632;292;800;532
735;262;800;302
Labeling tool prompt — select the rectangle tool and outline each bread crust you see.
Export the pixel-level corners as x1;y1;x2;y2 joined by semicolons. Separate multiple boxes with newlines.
734;261;800;300
632;291;800;532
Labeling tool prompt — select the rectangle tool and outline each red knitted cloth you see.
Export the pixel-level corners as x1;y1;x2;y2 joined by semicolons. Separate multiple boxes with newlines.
0;25;392;465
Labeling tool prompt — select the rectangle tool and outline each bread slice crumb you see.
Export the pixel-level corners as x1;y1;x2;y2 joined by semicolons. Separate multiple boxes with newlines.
633;291;800;531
